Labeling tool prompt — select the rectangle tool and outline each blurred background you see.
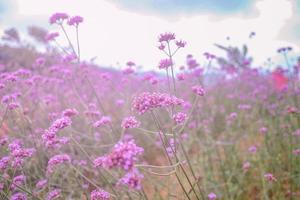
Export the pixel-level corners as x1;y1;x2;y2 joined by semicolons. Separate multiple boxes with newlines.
0;0;299;70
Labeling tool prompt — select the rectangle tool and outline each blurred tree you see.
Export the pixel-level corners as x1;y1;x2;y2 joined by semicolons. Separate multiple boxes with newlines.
1;28;20;43
28;26;48;44
215;43;253;73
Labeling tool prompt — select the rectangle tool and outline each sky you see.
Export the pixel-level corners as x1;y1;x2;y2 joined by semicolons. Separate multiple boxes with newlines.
0;0;299;70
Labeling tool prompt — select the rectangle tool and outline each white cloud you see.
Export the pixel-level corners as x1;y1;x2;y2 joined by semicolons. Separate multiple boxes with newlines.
2;0;298;69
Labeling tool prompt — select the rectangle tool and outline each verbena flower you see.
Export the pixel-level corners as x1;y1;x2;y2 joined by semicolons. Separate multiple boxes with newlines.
93;116;112;128
49;13;69;24
121;116;140;129
10;192;27;200
132;92;184;115
208;192;217;200
46;189;61;200
67;16;84;26
91;189;110;200
264;173;277;182
173;112;187;124
158;32;175;43
192;85;205;96
158;59;173;69
118;169;144;190
47;154;71;174
35;179;48;190
94;140;143;171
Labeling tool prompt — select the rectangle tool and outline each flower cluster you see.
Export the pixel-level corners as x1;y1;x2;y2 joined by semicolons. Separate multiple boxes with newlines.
42;116;72;148
192;85;205;96
118;169;144;190
132;92;184;114
8;140;35;168
121;116;140;129
49;12;69;24
10;192;27;200
93;116;112;128
172;112;187;124
68;16;84;26
47;154;71;174
158;59;173;69
46;189;61;200
91;189;110;200
94;140;143;171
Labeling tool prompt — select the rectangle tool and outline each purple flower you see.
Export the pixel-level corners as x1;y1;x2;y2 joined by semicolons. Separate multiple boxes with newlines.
94;140;143;171
47;154;71;174
158;59;173;69
49;12;69;24
132;92;184;115
248;145;257;154
46;189;61;200
118;169;144;190
68;15;84;26
36;179;48;190
208;192;217;200
175;40;186;48
10;192;27;200
121;116;140;129
93;116;112;128
158;32;175;43
0;156;10;170
51;116;72;130
192;85;205;96
264;173;277;182
91;189;110;200
62;108;79;117
12;175;26;190
173;112;187;124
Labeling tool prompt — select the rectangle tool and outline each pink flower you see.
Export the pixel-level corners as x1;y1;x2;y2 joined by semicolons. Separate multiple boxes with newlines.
259;127;268;135
173;112;187;124
293;129;300;137
93;116;112;128
176;40;186;48
192;85;205;96
46;189;61;200
49;12;69;24
132;92;184;115
36;179;48;190
68;15;84;26
158;32;175;43
248;145;257;154
243;161;251;172
10;192;27;200
62;108;79;117
94;140;143;171
177;73;185;81
91;189;110;200
118;169;144;190
208;192;217;200
121;116;140;129
158;59;173;69
158;43;165;50
264;173;277;182
0;156;10;170
47;154;71;174
293;149;300;155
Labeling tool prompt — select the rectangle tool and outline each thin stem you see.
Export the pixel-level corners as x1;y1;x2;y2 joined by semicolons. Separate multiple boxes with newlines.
59;24;77;56
76;26;80;62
